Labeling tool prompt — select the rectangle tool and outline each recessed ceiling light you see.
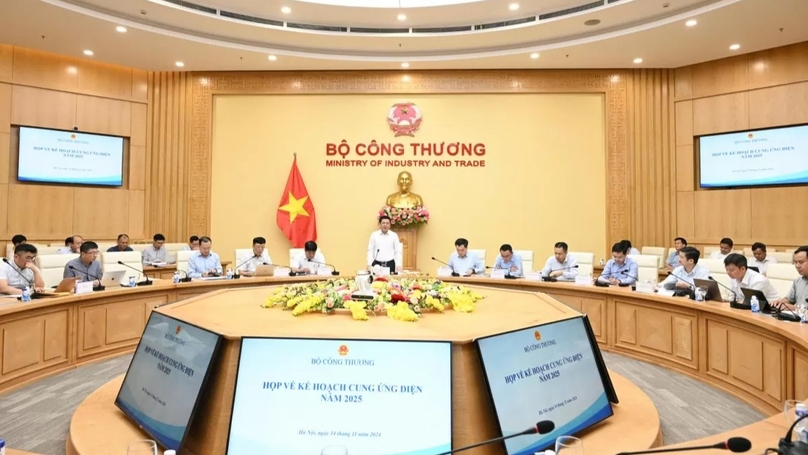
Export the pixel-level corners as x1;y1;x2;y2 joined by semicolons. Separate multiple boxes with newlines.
402;75;410;82
530;53;539;59
729;44;741;50
268;55;278;61
397;13;407;21
633;58;643;64
116;26;127;33
83;50;94;56
175;61;185;67
685;19;697;27
401;62;410;68
509;3;519;10
281;6;291;14
584;19;600;26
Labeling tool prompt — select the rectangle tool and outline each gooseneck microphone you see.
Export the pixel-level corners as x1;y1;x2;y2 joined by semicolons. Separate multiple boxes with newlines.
116;261;152;286
431;257;459;277
708;276;739;305
620;270;640;287
666;271;695;289
543;264;580;282
310;260;340;276
266;263;299;277
616;436;751;455
233;255;258;278
434;420;556;455
68;265;105;291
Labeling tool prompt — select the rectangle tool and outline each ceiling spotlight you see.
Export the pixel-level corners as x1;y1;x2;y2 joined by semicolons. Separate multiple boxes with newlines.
402;75;410;82
268;55;278;61
584;19;600;26
116;26;127;33
685;19;697;27
83;50;94;56
633;58;643;64
729;44;740;50
397;13;407;21
509;3;519;10
530;53;539;59
175;61;185;67
281;6;291;14
401;62;410;68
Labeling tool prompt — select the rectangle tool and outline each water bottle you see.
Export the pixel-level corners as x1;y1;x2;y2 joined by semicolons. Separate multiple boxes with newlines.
796;403;808;442
173;271;180;284
750;295;760;313
694;287;703;302
226;268;233;280
0;438;6;455
21;286;31;302
129;276;136;287
599;258;605;266
164;450;176;455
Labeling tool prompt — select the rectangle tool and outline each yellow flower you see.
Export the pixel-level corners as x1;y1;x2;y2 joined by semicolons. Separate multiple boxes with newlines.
388;302;419;322
344;301;369;321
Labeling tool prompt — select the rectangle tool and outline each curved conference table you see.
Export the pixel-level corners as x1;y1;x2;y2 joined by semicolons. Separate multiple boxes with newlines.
0;274;805;452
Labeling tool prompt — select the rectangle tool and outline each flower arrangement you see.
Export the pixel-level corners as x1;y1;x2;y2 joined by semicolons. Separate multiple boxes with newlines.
378;205;429;227
263;277;483;322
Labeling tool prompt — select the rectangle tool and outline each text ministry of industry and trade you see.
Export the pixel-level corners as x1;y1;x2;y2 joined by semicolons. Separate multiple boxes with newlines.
324;140;487;168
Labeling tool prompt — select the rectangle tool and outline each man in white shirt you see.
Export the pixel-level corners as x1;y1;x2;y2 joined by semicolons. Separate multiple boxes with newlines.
293;241;327;274
367;215;402;272
57;235;83;254
182;235;200;251
447;238;485;275
709;238;734;260
660;246;709;290
665;237;688;270
749;242;777;275
724;253;779;303
236;236;272;277
0;244;45;295
142;233;167;264
621;240;640;256
540;241;579;281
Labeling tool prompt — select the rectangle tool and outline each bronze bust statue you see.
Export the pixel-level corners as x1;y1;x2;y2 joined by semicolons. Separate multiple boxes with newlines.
385;171;424;208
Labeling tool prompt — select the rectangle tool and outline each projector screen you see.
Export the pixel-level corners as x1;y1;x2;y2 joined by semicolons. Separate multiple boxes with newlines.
227;338;453;455
115;312;222;451
476;316;614;455
699;124;808;188
18;126;124;186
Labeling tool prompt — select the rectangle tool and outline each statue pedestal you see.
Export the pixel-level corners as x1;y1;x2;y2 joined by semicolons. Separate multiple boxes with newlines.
397;226;418;270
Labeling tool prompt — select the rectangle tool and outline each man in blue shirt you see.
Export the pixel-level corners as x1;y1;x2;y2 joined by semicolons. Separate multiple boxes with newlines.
187;236;223;278
493;244;523;277
597;242;639;285
665;237;687;270
447;238;484;276
660;246;709;289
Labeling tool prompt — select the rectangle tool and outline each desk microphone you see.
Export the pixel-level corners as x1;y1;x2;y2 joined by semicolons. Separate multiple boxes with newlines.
708;276;739;306
267;264;299;277
543;264;579;282
310;260;340;276
2;258;44;299
620;270;640;287
665;271;696;298
431;257;459;277
615;437;751;455
116;261;152;286
68;265;105;291
434;420;555;455
487;265;520;280
177;269;192;283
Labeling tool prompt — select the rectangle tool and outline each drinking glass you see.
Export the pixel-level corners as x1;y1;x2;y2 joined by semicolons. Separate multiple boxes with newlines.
321;446;349;455
785;399;801;424
555;436;584;455
126;440;157;455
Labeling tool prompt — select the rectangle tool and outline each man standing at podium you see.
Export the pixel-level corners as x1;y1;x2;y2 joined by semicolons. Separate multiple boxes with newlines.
367;215;402;272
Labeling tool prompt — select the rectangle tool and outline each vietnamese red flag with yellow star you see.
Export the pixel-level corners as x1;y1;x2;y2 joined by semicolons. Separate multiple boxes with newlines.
276;157;316;247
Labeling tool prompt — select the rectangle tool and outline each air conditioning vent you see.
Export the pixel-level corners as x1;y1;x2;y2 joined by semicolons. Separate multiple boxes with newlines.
539;0;604;20
474;16;536;30
412;25;474;33
287;22;348;32
349;27;410;34
163;0;217;15
219;11;284;27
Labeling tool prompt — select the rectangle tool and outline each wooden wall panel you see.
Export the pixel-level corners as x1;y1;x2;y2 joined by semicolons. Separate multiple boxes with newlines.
0;133;8;184
0;44;11;80
674;67;692;98
0;83;10;133
627;69;676;249
0;184;7;238
748;82;808;128
748;42;808;88
7;185;73;238
77;60;133;99
690;54;749;98
76;95;131;137
129;145;146;190
11;47;78;92
675;145;694;192
675;100;693;145
11;85;77;130
694;190;752;241
130;103;147;147
132;69;148;102
676;191;694;240
693;92;749;136
128;190;145;239
72;188;129;238
750;188;808;244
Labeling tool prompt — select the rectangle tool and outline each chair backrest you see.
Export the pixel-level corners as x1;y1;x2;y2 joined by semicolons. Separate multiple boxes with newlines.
785;249;796;255
36;254;78;289
697;258;726;274
568;251;594;276
766;263;797;299
770;252;793;263
95;242;116;251
176;250;195;274
629;254;661;283
469;249;486;264
235;248;254;269
162;243;187;264
514;249;534;272
641;247;666;268
704;246;719;255
129;244;149;252
100;251;143;281
289;248;304;266
7;244;61;259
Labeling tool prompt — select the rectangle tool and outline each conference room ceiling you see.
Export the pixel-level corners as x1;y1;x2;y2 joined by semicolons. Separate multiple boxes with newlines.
0;0;806;70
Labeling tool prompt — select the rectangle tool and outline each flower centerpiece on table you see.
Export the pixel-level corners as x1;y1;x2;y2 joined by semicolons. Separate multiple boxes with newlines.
263;277;483;322
378;205;429;228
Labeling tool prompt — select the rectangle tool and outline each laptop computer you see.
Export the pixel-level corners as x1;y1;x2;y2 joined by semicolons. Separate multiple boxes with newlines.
101;270;127;288
693;278;723;303
740;287;772;313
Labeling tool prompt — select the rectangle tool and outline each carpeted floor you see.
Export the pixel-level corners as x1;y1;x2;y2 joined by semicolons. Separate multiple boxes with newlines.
0;351;765;455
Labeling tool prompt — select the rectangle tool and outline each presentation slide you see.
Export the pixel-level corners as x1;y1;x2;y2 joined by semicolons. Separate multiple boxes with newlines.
227;338;452;455
18;127;124;186
699;125;808;188
115;312;221;451
477;317;613;455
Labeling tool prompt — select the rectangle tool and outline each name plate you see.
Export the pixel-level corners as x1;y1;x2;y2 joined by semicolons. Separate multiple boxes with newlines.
525;271;543;281
75;281;93;295
635;282;655;294
490;269;506;279
657;289;675;297
273;267;291;277
437;267;453;277
575;275;592;286
316;268;333;277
